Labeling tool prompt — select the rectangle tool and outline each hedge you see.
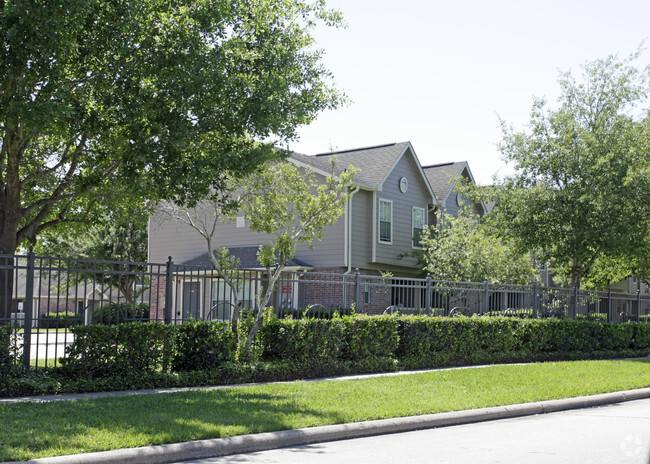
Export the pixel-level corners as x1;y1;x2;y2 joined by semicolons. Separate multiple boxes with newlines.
5;315;650;398
40;312;82;329
60;322;176;376
91;303;150;325
172;321;235;372
396;316;650;369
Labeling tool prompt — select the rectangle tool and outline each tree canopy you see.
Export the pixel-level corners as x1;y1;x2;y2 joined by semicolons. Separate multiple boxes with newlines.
419;209;539;285
0;0;344;255
480;53;650;288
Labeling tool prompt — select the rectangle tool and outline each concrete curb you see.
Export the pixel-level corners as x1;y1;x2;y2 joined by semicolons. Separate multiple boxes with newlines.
13;387;650;464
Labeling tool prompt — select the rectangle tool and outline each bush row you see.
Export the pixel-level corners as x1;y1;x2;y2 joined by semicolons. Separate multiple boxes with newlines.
46;316;650;376
396;316;650;369
3;315;650;397
60;321;233;376
91;302;150;325
40;312;83;328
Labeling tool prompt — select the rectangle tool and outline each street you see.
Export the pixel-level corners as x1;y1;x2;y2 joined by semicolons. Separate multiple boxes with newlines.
174;398;650;464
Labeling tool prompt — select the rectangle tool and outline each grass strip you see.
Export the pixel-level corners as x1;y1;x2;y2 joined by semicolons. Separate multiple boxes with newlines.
1;359;649;461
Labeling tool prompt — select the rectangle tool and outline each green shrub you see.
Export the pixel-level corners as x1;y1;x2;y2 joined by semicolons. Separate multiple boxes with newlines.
340;315;399;360
0;325;15;372
40;311;82;329
61;322;176;376
172;321;235;372
91;303;150;325
277;306;354;320
260;318;345;363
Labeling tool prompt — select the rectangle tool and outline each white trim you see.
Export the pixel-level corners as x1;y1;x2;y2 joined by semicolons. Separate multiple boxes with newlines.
378;198;393;245
377;142;437;204
343;195;349;268
411;206;426;249
371;191;377;262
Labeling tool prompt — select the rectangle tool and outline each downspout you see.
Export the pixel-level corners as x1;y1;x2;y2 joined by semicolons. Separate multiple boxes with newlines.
371;190;377;263
345;185;360;274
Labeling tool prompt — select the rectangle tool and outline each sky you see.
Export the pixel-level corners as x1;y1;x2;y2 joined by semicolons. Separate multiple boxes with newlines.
291;0;650;185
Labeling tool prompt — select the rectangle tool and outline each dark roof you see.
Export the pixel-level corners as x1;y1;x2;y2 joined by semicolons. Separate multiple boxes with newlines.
422;161;467;203
289;142;412;189
181;246;312;269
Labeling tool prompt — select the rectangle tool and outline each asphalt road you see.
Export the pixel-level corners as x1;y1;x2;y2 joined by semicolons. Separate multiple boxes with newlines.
174;398;650;464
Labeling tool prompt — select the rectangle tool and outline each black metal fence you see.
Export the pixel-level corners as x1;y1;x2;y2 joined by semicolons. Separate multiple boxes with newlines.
2;252;649;370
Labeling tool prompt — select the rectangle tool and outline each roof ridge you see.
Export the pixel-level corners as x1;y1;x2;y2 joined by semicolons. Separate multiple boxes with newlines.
422;161;465;169
314;142;397;156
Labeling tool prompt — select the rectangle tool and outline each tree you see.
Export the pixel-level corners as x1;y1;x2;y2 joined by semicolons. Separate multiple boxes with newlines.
33;207;149;303
159;159;357;360
419;209;538;285
481;53;650;288
0;0;345;321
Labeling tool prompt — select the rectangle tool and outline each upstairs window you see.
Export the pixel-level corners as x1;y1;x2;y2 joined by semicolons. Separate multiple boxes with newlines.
412;207;425;248
379;199;392;243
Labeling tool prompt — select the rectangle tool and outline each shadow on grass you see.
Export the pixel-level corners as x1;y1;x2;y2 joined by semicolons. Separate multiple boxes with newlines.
0;389;347;461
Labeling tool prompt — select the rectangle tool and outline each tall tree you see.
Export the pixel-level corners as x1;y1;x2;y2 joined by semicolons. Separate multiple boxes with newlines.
0;0;345;321
481;53;650;288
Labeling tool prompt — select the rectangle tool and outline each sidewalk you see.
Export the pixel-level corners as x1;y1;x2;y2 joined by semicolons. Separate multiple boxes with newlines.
6;364;650;464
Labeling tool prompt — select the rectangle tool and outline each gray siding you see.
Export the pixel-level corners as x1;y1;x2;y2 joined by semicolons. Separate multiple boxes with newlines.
148;206;269;265
373;149;431;269
148;171;346;268
350;189;373;269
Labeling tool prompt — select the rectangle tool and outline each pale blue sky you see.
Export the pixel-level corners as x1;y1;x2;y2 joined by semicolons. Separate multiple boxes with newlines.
292;0;650;185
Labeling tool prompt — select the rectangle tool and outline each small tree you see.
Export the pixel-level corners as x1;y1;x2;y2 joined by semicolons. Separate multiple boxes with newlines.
420;209;539;285
160;159;357;359
240;161;357;360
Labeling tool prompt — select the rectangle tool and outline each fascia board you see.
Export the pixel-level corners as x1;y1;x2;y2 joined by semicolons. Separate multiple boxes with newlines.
377;142;438;204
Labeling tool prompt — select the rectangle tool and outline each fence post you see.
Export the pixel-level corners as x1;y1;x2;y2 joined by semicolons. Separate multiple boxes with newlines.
572;285;579;319
354;268;361;310
483;279;489;314
22;249;35;370
636;289;641;322
425;274;432;315
164;256;173;324
607;288;612;322
532;282;538;319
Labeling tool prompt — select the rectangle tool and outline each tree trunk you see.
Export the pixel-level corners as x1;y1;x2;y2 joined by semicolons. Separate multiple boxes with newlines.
0;221;19;325
244;266;283;362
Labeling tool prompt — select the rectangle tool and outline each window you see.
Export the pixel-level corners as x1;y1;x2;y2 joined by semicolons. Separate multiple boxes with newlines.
412;207;425;248
210;279;256;321
379;199;392;243
363;284;371;304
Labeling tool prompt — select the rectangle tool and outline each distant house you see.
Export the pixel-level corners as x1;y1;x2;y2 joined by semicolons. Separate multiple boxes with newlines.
148;142;486;316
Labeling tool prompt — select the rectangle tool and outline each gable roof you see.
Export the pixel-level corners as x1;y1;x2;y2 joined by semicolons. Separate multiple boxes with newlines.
422;161;468;204
289;142;436;202
181;246;312;270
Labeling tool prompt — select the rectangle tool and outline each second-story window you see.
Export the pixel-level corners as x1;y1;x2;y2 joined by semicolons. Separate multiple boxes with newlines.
379;199;392;243
412;206;425;248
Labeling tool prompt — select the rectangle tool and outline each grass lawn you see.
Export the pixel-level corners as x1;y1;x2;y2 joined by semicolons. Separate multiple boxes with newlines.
1;359;649;461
